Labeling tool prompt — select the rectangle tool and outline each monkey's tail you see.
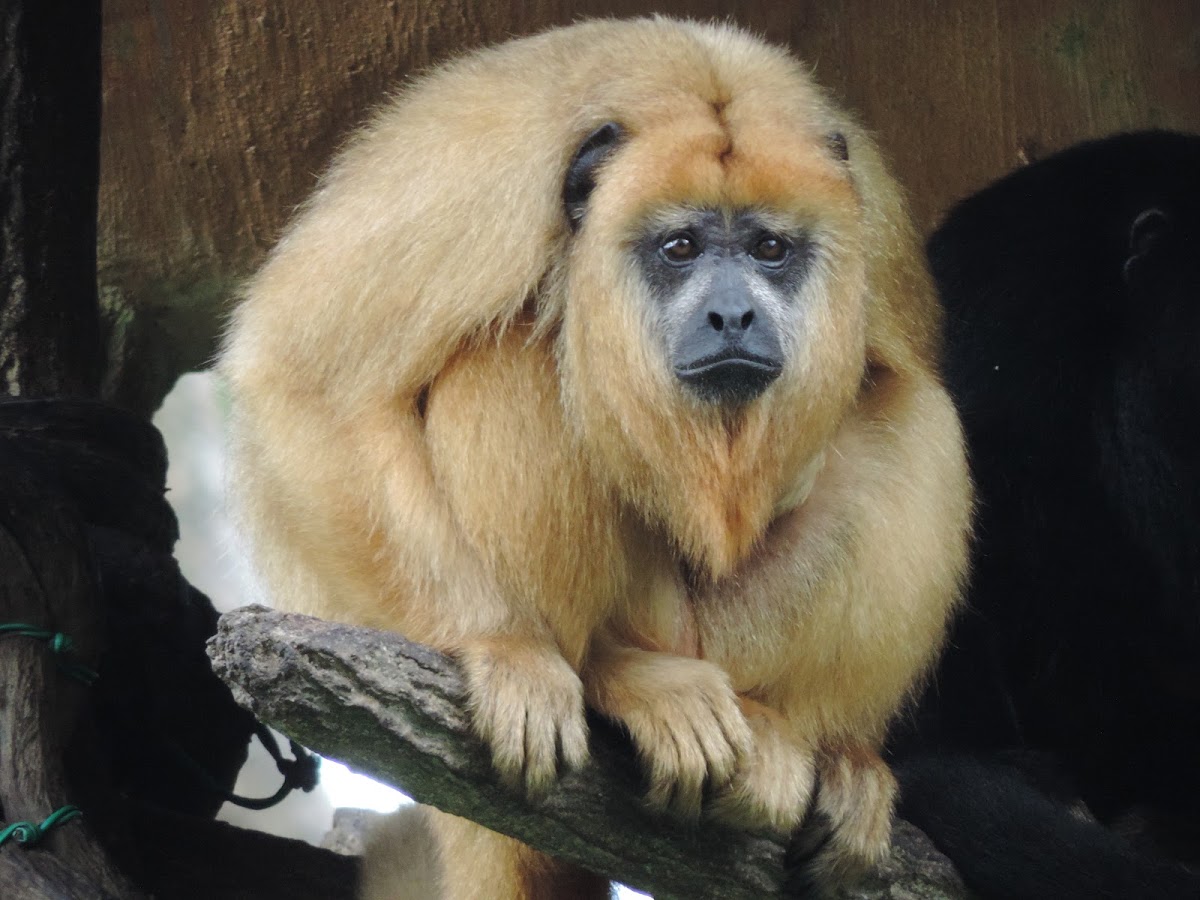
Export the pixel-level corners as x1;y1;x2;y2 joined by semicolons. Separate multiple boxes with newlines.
896;751;1200;900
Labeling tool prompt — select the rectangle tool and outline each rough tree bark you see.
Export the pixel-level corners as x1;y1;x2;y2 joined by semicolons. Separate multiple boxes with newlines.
0;3;136;897
0;435;137;900
209;605;972;900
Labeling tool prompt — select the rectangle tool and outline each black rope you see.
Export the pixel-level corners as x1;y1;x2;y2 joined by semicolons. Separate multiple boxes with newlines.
1;622;316;812
166;722;319;811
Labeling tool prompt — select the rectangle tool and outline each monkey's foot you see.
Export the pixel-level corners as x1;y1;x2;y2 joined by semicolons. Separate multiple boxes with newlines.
787;746;896;894
458;636;589;796
585;649;752;820
707;700;814;834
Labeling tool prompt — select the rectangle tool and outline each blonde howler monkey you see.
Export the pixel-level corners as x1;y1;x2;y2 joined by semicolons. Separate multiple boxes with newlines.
221;17;971;899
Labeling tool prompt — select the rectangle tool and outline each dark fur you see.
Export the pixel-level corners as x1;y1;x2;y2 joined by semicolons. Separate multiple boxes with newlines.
890;130;1200;899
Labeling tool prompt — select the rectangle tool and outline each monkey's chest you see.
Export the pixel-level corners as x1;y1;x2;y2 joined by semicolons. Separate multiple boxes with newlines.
422;325;819;672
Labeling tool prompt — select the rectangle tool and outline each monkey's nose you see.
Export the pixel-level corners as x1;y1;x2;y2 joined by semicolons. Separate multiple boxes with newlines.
705;291;757;334
707;308;755;333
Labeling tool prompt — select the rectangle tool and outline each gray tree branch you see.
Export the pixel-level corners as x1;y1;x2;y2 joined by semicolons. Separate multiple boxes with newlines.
207;605;970;900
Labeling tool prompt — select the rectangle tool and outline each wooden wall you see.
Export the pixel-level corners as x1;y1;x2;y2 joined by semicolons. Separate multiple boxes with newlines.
96;0;1200;404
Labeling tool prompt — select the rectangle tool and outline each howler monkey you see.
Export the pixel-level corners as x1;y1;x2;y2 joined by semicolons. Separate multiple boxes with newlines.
222;18;972;899
892;130;1200;900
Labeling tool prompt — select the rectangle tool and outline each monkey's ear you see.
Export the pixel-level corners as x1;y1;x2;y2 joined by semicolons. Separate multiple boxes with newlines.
564;122;624;231
826;131;849;163
1123;207;1170;286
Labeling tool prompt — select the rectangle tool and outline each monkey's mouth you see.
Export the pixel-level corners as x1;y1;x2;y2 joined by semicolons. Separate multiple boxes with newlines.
676;350;783;380
675;351;782;403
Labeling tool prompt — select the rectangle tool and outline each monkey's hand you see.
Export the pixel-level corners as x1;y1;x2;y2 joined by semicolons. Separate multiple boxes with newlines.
458;636;589;797
583;644;752;819
708;699;815;834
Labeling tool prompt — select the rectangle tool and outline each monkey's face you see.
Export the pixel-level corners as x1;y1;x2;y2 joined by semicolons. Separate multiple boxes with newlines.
561;110;868;433
557;101;872;565
635;208;810;406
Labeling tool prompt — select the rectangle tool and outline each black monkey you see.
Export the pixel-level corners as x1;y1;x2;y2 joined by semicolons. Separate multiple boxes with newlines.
891;130;1200;900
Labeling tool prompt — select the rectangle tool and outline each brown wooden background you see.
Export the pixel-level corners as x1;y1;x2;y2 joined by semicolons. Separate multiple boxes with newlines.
96;0;1200;407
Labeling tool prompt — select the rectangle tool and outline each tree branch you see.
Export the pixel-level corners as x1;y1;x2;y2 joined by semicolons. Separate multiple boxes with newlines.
208;605;968;900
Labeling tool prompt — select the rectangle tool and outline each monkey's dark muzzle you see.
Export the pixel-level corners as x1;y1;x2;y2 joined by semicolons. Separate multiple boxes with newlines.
675;351;782;404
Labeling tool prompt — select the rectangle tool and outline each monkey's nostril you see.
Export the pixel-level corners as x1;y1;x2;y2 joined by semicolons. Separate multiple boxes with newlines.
740;310;754;329
709;312;725;331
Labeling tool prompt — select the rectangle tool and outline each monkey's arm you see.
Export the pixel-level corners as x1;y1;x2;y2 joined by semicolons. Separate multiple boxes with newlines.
224;285;596;796
228;382;592;792
697;371;970;736
220;63;571;622
691;372;971;882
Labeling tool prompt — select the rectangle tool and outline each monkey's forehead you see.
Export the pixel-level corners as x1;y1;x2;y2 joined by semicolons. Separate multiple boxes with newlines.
593;115;859;229
466;19;856;211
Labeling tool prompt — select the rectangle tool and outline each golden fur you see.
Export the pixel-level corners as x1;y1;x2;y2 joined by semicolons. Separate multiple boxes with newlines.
221;17;971;899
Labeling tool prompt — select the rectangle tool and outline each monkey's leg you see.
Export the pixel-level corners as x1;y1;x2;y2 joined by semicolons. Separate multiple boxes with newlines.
582;638;752;819
802;745;897;888
360;806;442;900
428;808;610;900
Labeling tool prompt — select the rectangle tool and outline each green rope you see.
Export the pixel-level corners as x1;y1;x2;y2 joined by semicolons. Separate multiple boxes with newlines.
0;623;98;684
0;805;82;849
0;626;90;850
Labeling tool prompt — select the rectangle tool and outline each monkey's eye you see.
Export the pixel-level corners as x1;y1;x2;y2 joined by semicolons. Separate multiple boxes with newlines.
660;233;701;265
750;233;789;266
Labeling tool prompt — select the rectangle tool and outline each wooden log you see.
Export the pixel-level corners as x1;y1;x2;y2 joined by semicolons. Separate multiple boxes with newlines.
0;448;139;898
208;605;971;900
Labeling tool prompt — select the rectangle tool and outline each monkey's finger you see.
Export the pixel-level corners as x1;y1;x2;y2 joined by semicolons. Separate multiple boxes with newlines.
485;708;528;792
666;726;709;820
637;720;686;814
521;675;588;794
522;706;561;797
463;664;528;789
693;705;746;789
556;702;590;773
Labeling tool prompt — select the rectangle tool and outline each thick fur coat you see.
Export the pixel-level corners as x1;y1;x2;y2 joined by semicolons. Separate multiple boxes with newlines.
222;18;971;898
